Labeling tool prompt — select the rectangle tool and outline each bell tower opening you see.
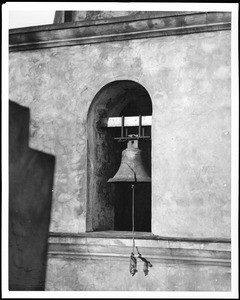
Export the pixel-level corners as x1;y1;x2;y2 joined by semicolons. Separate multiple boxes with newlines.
87;80;152;232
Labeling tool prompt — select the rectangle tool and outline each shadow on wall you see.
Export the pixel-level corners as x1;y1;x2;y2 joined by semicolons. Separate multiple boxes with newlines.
9;100;55;291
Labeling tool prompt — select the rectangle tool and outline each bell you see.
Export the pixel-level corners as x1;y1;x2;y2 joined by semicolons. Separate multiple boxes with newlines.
108;138;151;183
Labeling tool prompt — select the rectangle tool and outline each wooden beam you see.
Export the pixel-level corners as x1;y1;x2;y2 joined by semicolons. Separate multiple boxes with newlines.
101;116;152;127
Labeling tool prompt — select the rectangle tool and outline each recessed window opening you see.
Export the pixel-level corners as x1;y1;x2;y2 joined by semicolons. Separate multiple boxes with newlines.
87;80;152;232
64;11;73;22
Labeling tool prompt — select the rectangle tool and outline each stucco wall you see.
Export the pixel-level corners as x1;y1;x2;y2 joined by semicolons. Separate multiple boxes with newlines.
9;30;231;238
44;235;230;291
46;256;230;291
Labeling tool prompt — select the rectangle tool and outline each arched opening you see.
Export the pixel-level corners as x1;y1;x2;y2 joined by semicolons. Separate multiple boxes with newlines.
87;80;152;232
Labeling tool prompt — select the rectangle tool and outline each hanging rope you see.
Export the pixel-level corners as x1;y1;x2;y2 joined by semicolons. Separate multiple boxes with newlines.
129;183;138;276
136;246;153;276
132;183;135;253
127;159;152;276
129;182;153;277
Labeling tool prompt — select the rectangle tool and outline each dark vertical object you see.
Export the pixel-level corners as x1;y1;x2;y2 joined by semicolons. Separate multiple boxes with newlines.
9;101;55;291
64;11;73;22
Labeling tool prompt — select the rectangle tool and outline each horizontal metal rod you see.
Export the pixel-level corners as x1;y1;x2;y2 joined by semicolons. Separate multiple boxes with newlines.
114;136;151;141
102;116;152;128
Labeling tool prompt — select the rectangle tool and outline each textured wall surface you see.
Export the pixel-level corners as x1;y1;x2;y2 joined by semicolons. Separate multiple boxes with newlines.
45;234;231;291
46;257;230;291
9;30;231;238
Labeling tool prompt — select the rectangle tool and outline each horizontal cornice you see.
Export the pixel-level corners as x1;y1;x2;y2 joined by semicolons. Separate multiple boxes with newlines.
47;232;231;267
49;231;231;243
9;11;231;52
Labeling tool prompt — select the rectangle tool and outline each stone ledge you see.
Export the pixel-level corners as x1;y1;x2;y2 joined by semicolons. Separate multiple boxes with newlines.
9;11;231;51
48;232;231;267
49;231;231;243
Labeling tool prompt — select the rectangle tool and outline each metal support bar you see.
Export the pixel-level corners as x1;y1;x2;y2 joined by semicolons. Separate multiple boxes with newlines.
121;116;124;139
114;135;151;141
138;115;142;137
105;115;151;142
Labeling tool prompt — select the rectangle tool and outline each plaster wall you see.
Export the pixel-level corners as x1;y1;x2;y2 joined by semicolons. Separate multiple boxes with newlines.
45;256;230;291
9;30;231;238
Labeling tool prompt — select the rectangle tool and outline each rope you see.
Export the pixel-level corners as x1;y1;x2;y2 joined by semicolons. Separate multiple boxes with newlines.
131;183;135;254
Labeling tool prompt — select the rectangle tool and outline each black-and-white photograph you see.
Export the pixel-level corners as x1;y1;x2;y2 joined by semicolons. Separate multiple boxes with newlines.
2;2;239;298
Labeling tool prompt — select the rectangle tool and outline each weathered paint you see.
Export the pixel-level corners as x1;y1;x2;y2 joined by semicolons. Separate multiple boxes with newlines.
9;30;231;238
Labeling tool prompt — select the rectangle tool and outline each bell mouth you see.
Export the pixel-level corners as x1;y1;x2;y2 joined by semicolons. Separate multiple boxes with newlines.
108;177;151;183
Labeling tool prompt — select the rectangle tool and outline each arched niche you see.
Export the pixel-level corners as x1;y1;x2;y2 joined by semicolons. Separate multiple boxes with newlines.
86;80;152;232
